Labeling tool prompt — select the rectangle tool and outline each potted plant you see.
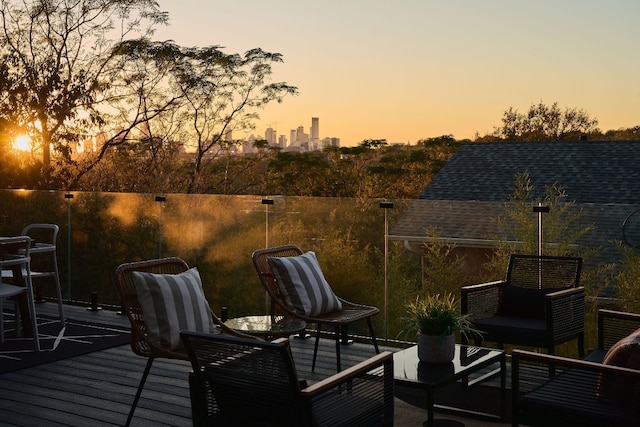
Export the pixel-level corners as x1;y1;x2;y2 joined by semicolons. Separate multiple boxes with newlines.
400;292;481;363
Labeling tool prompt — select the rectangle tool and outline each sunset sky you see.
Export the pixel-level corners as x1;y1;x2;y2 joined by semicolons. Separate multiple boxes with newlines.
155;1;639;146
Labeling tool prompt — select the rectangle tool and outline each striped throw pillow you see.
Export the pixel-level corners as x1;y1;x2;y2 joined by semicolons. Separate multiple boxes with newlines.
133;267;215;350
268;251;342;316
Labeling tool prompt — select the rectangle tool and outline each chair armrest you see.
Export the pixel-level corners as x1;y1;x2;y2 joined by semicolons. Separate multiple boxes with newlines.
545;287;585;341
460;280;503;319
300;351;394;426
512;348;640;403
598;309;640;351
301;351;393;396
512;348;627;376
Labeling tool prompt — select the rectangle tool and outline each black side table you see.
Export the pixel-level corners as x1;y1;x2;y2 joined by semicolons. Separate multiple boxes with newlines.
394;344;506;426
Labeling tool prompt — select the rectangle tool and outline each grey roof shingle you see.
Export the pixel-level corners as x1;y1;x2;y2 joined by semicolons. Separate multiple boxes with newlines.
391;141;640;264
419;140;640;204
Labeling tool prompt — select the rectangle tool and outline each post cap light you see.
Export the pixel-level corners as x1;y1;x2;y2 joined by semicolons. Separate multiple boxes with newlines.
533;205;549;213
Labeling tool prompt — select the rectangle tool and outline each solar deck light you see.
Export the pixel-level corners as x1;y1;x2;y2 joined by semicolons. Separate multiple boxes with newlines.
534;203;549;288
65;192;74;300
155;195;166;257
533;203;549;256
379;201;394;340
262;199;274;313
533;204;549;213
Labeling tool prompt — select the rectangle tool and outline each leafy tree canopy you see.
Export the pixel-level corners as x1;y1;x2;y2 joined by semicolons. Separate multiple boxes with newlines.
490;101;600;141
0;0;297;191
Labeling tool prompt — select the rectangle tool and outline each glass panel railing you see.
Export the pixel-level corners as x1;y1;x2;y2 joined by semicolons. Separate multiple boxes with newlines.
0;190;420;340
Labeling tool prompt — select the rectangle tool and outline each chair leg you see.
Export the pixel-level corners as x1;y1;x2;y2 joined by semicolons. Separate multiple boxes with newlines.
334;324;341;372
311;324;321;372
366;317;379;354
578;333;585;358
51;253;65;328
126;357;154;427
547;345;556;377
26;289;40;352
23;271;40;352
0;298;4;343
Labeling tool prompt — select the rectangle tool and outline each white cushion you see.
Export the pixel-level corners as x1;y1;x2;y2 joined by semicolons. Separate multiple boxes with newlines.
133;267;215;350
267;251;342;316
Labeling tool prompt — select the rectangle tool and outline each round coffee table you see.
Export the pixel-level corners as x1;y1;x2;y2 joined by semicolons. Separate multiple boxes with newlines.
224;315;306;340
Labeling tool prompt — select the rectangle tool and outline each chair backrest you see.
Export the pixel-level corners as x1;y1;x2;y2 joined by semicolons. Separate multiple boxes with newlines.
21;223;59;247
114;257;190;359
181;331;305;426
507;254;582;290
252;245;304;316
0;236;32;275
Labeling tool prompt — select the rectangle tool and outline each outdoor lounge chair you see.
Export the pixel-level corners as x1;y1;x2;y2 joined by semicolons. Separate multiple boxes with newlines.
461;254;585;357
114;257;251;426
0;236;39;351
1;224;65;327
512;309;640;426
252;244;380;372
181;331;394;427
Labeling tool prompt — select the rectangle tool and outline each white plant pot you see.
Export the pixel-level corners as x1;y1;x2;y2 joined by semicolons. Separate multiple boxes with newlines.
417;333;455;363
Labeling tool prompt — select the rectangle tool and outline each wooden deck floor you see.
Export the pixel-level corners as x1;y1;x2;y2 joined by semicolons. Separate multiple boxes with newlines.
0;302;510;426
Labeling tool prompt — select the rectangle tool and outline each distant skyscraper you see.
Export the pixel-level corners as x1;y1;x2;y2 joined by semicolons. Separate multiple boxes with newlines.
321;137;340;148
311;117;319;150
265;127;276;145
278;134;287;148
297;126;309;146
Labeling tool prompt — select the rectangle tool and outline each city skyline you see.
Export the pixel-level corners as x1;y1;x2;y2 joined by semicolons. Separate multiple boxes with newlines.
262;116;339;150
241;116;340;153
155;1;640;146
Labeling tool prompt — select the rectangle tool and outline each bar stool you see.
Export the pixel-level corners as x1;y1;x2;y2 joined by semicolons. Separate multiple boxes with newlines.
1;224;65;327
0;236;40;351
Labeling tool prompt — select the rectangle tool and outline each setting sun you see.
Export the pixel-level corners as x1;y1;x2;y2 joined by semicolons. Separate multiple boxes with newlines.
12;135;32;152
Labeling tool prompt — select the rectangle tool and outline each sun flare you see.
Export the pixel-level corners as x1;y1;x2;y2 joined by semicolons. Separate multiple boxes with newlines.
12;135;32;152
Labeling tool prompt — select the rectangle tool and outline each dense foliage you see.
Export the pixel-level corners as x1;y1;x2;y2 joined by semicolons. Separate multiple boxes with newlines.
0;0;296;191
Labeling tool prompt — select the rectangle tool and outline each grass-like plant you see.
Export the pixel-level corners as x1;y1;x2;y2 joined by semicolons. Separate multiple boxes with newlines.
400;292;481;341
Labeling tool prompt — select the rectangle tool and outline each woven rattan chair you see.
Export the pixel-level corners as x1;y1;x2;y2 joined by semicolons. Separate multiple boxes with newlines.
181;331;394;427
512;309;640;426
114;257;249;426
252;244;380;372
461;254;585;357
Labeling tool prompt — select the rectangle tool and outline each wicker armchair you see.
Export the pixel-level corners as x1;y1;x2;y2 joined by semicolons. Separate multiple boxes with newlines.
252;244;380;372
461;254;584;357
114;258;249;426
512;309;640;427
181;331;394;427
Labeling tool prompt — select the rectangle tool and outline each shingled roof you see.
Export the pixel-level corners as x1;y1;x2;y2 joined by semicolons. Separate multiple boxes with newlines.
419;140;640;203
390;141;640;261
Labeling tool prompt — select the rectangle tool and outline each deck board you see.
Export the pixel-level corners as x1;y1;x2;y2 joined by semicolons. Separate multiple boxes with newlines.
0;302;395;426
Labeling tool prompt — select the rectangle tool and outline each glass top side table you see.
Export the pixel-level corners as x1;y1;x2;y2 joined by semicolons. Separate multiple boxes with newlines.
224;315;306;340
394;344;506;426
